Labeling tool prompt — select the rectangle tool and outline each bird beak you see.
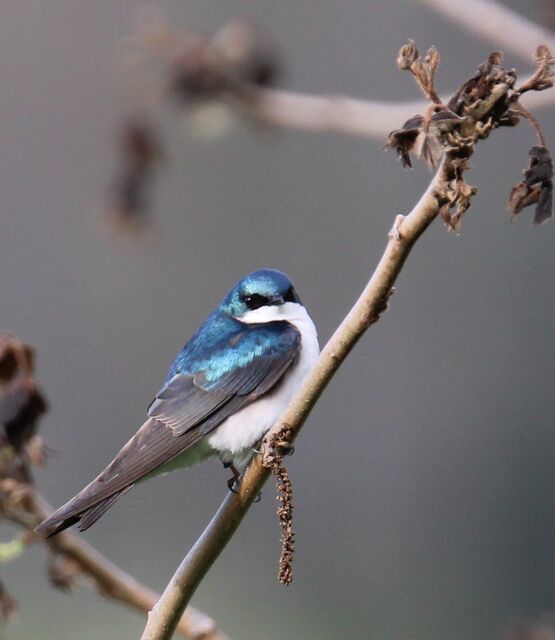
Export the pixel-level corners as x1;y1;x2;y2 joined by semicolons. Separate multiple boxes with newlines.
267;294;285;306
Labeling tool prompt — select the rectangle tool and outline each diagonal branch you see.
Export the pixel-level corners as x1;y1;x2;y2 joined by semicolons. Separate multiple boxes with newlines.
229;90;414;138
139;156;452;640
32;496;229;640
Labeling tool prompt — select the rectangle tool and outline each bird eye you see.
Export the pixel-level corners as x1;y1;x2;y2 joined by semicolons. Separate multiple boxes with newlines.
243;293;268;310
283;286;299;303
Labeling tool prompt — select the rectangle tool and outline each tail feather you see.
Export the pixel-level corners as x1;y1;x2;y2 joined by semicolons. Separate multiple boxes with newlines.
36;486;132;538
35;415;208;538
77;487;132;532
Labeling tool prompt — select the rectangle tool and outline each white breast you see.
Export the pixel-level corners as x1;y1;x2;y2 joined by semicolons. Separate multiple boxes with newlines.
207;302;320;466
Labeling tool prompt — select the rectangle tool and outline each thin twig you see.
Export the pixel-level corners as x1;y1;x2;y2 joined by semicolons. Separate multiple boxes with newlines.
230;90;416;137
32;495;228;640
119;2;555;159
228;83;553;140
139;157;451;640
228;0;555;137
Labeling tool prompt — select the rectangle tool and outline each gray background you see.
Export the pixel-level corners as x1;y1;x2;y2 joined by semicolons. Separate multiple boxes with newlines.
1;1;554;639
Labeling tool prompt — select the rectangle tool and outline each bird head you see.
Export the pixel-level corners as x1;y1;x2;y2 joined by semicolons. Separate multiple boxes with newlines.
221;269;302;322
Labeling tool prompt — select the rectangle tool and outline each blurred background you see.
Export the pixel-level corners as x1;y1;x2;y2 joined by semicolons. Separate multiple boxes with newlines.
1;1;555;638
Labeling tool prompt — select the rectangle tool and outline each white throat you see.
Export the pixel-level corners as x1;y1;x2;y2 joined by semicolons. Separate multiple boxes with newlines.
237;301;310;325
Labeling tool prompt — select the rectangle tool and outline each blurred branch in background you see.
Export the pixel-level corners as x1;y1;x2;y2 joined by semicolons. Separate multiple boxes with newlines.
417;0;555;62
140;40;554;640
0;333;228;640
104;118;163;235
105;0;555;231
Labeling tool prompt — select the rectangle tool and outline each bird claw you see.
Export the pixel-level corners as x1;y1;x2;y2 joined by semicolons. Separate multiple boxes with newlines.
223;461;241;493
227;476;239;493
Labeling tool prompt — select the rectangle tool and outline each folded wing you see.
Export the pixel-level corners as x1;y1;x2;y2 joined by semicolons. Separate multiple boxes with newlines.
36;320;300;536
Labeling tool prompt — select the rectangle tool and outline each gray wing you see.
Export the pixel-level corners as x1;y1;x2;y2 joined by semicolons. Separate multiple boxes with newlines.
36;324;301;536
148;350;300;436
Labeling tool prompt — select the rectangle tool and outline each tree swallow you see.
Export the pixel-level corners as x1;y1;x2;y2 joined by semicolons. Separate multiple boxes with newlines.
37;269;319;537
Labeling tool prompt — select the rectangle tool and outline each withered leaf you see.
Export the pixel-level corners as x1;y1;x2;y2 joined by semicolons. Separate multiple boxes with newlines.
517;44;554;94
536;182;553;224
415;132;444;170
169;39;228;102
509;146;553;224
429;109;466;132
397;40;419;70
425;46;440;74
385;126;420;168
385;115;425;168
0;351;17;383
447;50;515;116
397;40;441;103
106;119;163;232
0;336;35;383
0;334;48;452
1;381;48;452
170;22;281;104
524;145;553;185
212;21;282;89
0;581;17;621
385;111;452;170
48;555;80;592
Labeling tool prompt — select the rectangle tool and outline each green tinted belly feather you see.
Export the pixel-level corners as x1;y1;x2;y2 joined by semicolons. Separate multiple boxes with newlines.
139;439;215;482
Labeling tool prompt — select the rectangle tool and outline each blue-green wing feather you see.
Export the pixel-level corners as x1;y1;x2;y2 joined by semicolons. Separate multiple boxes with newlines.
148;316;300;435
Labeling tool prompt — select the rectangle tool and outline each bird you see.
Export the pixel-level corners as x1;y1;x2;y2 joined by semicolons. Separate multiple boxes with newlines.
36;268;319;537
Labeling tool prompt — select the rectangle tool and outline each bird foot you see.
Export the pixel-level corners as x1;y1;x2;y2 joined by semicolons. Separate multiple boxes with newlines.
223;461;241;493
223;460;262;501
227;476;239;493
